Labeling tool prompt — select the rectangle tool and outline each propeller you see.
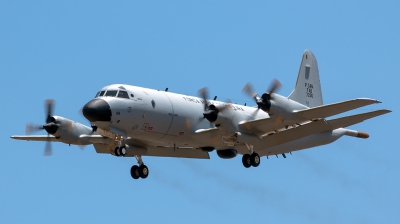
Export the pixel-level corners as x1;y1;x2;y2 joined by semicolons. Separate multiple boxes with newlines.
198;87;231;123
78;107;98;133
25;99;58;156
242;79;281;112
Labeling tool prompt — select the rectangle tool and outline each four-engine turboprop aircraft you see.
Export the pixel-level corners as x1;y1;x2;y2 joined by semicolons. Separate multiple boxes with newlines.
11;50;391;180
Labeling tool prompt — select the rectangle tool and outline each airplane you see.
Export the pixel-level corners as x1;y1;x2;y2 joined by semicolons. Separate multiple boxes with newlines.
11;50;391;180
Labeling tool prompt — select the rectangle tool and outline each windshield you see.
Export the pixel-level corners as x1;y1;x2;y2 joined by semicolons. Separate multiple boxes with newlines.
117;90;129;99
95;89;130;99
104;90;118;97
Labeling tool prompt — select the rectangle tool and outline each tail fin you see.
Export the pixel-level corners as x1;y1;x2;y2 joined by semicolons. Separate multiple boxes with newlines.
288;50;323;108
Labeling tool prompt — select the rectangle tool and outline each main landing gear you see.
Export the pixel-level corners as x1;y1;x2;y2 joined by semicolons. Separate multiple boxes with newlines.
242;153;260;168
242;143;260;168
130;155;149;180
113;145;149;180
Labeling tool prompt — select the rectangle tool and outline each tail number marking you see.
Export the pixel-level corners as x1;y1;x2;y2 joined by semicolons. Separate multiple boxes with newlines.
305;83;313;98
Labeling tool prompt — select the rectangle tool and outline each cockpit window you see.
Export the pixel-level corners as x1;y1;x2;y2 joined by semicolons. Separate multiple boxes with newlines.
117;90;129;99
99;91;105;97
105;90;118;97
94;92;100;98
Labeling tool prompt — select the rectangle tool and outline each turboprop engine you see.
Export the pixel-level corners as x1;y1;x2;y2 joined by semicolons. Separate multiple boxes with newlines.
242;80;308;124
25;100;98;155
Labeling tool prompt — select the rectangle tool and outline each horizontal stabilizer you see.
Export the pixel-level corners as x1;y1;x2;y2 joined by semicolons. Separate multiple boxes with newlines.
327;109;391;129
294;98;381;120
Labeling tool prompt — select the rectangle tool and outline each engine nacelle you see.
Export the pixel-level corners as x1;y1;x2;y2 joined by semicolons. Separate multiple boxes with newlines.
51;116;95;145
216;149;237;159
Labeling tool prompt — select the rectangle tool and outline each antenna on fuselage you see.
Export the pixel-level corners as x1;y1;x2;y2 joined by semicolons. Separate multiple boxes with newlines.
213;96;217;100
165;88;168;92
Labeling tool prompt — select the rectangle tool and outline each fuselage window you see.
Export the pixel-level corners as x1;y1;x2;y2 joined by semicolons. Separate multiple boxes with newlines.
99;91;106;97
117;90;129;99
105;90;118;97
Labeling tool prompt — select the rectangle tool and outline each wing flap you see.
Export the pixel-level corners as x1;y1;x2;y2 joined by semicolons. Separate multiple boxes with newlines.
327;109;391;129
238;117;276;136
257;119;332;150
294;98;381;119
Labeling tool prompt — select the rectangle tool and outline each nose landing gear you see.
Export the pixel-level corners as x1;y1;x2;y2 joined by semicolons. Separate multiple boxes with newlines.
114;146;126;157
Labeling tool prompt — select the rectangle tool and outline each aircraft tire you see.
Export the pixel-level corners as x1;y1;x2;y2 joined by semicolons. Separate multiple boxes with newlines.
139;165;149;179
130;165;140;179
119;147;126;156
242;154;251;168
250;153;260;167
114;147;120;157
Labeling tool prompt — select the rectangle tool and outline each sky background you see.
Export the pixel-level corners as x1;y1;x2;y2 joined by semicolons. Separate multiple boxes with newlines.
1;1;399;223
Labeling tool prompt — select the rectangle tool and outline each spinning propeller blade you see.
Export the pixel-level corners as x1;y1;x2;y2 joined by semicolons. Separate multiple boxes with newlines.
243;79;282;113
198;87;231;123
25;99;59;155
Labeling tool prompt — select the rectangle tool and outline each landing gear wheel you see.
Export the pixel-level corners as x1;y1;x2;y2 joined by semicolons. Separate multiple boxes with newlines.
118;147;126;156
130;165;140;179
242;154;251;168
114;147;120;157
139;165;149;179
250;153;260;167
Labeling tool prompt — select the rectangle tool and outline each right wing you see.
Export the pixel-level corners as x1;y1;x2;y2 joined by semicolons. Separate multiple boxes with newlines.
11;135;60;142
11;134;111;145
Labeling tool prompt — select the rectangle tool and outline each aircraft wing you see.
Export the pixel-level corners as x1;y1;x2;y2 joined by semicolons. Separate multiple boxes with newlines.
293;98;381;119
134;146;210;159
10;134;110;145
256;119;332;149
11;135;61;142
255;109;390;155
239;98;381;136
326;109;391;129
238;117;276;136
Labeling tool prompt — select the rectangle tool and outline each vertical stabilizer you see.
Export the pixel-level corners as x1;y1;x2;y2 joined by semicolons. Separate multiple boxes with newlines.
288;50;323;108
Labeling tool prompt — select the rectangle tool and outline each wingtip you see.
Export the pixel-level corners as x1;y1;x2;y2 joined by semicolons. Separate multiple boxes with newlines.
382;109;392;114
356;98;382;103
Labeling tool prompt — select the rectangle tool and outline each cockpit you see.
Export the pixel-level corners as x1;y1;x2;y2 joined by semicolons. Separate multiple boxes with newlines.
94;86;131;99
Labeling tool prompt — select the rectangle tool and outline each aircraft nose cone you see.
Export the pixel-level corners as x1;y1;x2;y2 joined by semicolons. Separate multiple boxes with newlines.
82;99;112;122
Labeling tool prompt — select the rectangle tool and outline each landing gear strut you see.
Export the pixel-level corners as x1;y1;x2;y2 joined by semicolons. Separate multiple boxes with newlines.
130;155;149;180
242;152;260;168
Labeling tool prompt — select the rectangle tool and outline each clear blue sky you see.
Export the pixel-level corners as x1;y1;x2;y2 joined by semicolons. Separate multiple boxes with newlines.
1;1;398;223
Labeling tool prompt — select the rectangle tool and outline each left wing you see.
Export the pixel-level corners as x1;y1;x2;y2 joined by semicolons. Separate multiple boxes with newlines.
239;98;381;136
255;109;390;155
